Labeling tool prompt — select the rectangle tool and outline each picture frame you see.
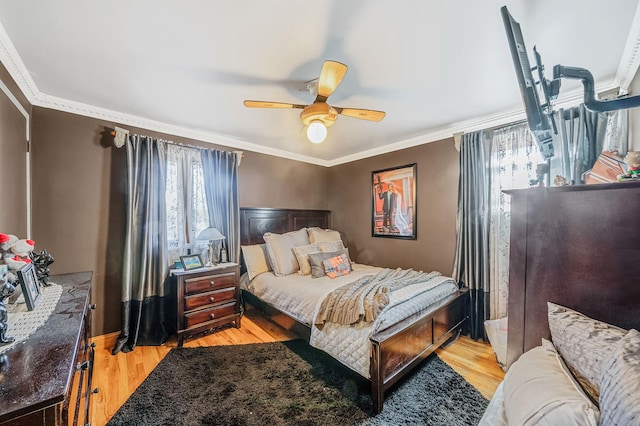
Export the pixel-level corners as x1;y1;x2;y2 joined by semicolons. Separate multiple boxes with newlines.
180;254;204;271
372;163;417;239
17;263;41;311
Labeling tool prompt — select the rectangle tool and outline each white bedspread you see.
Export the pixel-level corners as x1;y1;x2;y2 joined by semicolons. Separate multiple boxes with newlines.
242;263;383;325
242;264;459;378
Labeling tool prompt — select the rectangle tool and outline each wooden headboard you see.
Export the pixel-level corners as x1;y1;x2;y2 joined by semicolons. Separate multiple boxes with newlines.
505;182;640;367
240;208;331;246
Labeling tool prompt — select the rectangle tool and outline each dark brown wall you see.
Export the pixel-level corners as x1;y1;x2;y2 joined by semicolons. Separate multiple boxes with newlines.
0;64;29;236
29;107;329;336
328;138;459;275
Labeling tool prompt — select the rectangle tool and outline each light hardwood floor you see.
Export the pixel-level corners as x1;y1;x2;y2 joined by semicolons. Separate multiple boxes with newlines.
91;307;504;425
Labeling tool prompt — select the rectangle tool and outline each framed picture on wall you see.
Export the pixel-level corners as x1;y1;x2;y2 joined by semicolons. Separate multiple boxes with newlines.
372;163;417;239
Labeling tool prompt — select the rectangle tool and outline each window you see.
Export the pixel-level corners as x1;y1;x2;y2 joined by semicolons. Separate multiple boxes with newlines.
165;145;210;263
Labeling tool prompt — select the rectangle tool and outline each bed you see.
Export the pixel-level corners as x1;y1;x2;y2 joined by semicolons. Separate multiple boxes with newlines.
239;207;469;413
480;182;640;425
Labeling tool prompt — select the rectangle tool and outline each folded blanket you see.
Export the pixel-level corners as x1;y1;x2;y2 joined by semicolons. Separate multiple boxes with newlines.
314;268;442;328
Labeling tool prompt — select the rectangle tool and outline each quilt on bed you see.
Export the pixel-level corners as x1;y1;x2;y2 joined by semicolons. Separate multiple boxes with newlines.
242;265;459;378
310;271;459;378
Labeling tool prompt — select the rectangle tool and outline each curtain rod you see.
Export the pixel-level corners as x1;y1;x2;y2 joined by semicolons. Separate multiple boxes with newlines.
109;126;244;159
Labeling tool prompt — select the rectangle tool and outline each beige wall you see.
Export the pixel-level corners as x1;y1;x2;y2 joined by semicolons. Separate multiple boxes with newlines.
0;64;29;237
328;138;460;275
29;107;329;335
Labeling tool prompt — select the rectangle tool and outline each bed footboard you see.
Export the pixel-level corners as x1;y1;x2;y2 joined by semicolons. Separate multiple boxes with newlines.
369;288;469;413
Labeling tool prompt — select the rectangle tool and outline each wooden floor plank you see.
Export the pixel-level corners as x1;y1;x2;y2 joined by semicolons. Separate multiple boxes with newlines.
90;308;504;425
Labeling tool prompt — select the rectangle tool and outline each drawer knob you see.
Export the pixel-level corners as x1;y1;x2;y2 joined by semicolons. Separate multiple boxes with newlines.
210;313;216;320
209;296;215;303
90;304;97;310
210;280;215;286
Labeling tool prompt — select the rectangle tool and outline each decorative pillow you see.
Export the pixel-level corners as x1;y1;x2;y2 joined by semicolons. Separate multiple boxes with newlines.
322;254;351;278
317;240;345;253
241;244;271;280
599;328;640;426
263;228;310;276
308;249;349;278
548;302;627;402
292;243;320;275
503;341;599;426
308;227;342;244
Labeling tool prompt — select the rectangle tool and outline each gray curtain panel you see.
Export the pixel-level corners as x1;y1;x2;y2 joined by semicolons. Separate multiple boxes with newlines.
553;104;608;184
201;150;241;264
113;135;172;354
452;130;492;340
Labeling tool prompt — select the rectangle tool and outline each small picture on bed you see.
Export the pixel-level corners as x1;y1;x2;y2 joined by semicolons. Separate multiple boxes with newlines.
372;163;417;239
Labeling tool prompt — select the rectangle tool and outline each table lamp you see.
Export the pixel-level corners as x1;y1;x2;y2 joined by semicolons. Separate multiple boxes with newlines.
196;227;225;266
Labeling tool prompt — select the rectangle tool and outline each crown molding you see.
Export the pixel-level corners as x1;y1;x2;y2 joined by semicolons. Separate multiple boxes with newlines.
615;1;640;92
0;22;39;104
33;92;332;167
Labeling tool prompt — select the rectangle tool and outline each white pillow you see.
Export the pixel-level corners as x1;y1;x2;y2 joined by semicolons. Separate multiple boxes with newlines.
292;243;320;275
317;240;345;253
308;227;342;244
292;240;346;275
263;228;310;276
503;340;600;426
241;244;271;280
599;329;640;426
547;302;627;402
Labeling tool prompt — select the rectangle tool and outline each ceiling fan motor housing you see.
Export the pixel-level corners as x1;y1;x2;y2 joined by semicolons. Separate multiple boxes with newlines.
300;102;337;127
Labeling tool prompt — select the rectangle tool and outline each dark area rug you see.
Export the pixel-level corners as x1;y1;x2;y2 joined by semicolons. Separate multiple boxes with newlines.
107;340;488;426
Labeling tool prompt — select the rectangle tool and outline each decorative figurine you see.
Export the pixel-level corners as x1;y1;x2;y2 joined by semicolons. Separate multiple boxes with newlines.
0;264;15;345
618;151;640;181
0;233;35;283
554;175;570;186
30;249;55;286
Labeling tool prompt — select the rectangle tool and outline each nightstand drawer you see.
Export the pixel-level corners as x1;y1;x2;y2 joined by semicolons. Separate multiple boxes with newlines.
184;302;236;329
184;272;235;294
184;288;235;311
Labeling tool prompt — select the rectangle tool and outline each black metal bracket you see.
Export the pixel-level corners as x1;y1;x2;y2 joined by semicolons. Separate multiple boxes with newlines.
553;65;640;112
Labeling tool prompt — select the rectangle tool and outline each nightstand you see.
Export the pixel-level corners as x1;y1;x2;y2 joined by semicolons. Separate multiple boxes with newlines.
171;262;242;346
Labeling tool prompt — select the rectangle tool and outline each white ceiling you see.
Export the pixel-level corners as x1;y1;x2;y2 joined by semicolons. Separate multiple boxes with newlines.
0;1;639;166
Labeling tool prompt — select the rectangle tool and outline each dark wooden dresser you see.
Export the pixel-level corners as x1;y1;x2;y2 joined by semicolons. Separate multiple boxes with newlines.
505;182;640;368
0;271;95;426
172;263;241;346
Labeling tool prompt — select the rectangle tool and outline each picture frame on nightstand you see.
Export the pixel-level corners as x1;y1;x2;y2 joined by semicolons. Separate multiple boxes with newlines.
180;254;204;271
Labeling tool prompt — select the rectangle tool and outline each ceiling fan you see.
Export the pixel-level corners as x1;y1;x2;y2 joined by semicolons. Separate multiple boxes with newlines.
243;60;386;143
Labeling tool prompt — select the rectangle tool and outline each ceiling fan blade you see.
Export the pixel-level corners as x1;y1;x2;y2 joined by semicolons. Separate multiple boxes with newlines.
335;107;386;122
316;60;348;101
244;100;305;109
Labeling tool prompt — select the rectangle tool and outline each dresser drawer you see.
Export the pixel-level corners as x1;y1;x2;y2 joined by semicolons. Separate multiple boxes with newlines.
184;272;235;294
184;302;236;329
184;288;235;311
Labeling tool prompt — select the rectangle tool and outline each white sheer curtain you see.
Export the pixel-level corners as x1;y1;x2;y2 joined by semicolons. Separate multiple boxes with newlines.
165;144;209;264
488;123;543;320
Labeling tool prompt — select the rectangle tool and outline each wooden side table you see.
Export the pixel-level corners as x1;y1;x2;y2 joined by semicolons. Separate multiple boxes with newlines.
171;262;241;346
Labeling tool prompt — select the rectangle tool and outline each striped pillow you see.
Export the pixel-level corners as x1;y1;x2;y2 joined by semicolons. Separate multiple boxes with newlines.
599;329;640;426
547;302;627;402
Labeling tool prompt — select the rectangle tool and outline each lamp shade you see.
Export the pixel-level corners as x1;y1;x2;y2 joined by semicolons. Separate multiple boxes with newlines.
196;227;225;241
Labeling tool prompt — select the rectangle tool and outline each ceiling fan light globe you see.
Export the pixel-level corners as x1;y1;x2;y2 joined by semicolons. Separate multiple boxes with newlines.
307;121;327;144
